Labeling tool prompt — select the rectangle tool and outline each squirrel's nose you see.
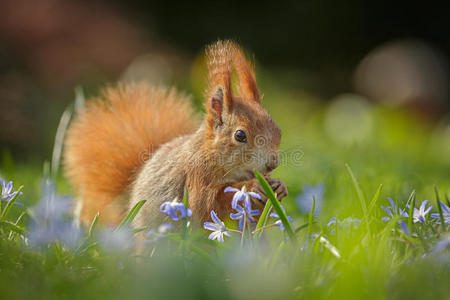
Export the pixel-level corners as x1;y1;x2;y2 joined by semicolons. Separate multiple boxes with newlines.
265;155;279;172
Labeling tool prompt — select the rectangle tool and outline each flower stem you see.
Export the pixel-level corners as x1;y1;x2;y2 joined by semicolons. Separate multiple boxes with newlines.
252;223;276;234
240;214;247;248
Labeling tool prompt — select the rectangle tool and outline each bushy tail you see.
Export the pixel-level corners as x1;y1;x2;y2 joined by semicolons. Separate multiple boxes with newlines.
64;83;198;223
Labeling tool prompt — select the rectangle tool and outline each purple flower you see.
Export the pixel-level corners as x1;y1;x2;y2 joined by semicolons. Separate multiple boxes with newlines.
431;201;450;224
433;234;450;253
224;186;261;210
230;204;260;230
203;210;231;242
296;183;324;215
1;179;23;206
144;223;174;245
160;200;192;221
412;200;432;223
398;220;410;235
27;177;82;248
270;205;293;231
381;197;409;222
301;233;321;251
327;217;362;234
327;217;337;228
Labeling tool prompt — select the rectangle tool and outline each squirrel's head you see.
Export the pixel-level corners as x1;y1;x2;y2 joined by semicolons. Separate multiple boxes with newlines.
203;40;281;182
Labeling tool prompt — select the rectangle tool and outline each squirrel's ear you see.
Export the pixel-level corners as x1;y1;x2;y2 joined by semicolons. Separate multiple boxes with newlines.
207;86;232;127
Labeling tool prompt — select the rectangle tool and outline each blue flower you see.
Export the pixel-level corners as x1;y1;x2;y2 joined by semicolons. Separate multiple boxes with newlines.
230;204;260;230
270;205;293;231
203;210;231;242
144;223;174;245
224;186;261;210
160;200;192;221
27;177;82;248
412;200;432;223
433;234;450;253
398;220;410;235
1;179;23;206
327;216;362;234
431;201;450;224
381;197;408;222
301;233;321;251
296;183;324;215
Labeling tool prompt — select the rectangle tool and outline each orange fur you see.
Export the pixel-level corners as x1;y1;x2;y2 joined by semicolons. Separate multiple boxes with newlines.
64;83;198;223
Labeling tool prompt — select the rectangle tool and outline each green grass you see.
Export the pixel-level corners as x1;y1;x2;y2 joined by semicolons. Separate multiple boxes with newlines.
0;84;449;300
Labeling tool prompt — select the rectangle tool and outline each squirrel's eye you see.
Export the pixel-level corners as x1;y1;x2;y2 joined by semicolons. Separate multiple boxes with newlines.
234;130;247;143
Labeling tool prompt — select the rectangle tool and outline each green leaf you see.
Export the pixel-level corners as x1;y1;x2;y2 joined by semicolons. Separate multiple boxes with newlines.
254;200;272;239
115;200;146;231
254;170;296;243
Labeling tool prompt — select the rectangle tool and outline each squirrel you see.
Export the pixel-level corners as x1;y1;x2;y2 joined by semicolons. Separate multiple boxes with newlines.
64;40;288;229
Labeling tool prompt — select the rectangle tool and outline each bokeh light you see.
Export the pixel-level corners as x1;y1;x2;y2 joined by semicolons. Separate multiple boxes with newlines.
324;93;373;145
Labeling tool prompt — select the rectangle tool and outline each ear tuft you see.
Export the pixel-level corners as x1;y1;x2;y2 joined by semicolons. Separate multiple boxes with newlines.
232;47;261;103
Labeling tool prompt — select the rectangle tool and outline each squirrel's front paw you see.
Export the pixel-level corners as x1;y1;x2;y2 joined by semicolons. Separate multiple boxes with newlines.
251;178;288;207
267;178;288;200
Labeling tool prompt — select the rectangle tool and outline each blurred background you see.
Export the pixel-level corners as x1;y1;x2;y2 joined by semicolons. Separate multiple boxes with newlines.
1;0;449;165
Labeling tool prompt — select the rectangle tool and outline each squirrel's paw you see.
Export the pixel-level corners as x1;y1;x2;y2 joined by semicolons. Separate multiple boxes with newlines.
251;178;288;207
267;178;288;200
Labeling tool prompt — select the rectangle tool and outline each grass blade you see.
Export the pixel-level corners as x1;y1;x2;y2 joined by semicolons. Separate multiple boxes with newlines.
181;188;190;239
116;200;146;231
434;186;446;232
307;195;315;239
182;188;189;207
14;211;26;225
254;170;296;243
367;184;383;216
51;106;72;178
88;212;100;239
345;164;371;236
74;85;86;114
254;200;273;239
0;220;25;234
268;240;286;270
407;193;416;233
319;236;341;259
295;221;316;233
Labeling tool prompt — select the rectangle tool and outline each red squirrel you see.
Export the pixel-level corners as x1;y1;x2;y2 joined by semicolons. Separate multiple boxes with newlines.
64;40;288;228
